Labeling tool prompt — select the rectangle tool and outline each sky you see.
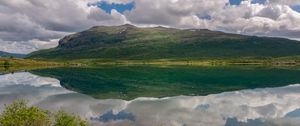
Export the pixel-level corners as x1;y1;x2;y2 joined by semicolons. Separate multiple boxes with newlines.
0;0;300;54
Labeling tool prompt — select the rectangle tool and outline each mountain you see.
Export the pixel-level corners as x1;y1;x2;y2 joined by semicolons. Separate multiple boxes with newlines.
0;51;26;58
28;24;300;60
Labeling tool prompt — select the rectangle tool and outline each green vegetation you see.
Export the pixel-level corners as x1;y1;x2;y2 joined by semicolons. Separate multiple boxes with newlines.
3;60;10;67
0;58;63;73
54;110;88;126
28;24;300;61
0;100;51;126
0;58;61;67
0;100;88;126
32;66;300;100
66;56;300;66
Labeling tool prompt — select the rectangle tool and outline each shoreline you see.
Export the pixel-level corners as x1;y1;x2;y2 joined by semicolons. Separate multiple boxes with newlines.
1;57;300;73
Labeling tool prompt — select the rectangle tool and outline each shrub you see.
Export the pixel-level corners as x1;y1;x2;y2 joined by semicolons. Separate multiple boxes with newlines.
54;110;88;126
0;100;51;126
3;60;10;67
0;100;89;126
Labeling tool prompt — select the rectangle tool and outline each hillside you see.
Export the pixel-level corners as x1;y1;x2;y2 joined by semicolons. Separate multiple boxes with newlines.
0;51;26;58
28;24;300;60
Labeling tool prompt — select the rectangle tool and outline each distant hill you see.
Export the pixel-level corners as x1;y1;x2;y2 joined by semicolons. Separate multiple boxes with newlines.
0;51;26;58
28;24;300;60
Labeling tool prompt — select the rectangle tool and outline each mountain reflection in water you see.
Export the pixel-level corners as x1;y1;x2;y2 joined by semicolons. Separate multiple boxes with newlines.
31;66;300;100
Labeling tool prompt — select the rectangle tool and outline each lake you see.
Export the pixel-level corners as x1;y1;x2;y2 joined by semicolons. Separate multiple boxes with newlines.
1;66;300;126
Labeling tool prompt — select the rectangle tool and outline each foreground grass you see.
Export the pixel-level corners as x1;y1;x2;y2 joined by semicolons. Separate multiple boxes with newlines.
0;100;88;126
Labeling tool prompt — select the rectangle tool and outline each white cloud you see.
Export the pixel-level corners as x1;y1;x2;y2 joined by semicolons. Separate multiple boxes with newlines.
267;0;300;5
212;3;300;38
0;72;61;87
124;0;228;28
0;0;127;54
0;13;66;41
0;39;59;54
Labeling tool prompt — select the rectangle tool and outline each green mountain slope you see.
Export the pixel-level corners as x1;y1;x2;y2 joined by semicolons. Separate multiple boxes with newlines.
0;51;26;58
28;24;300;60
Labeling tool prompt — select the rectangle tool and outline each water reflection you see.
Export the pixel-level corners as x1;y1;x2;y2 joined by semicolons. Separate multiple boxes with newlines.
31;66;300;100
0;72;300;126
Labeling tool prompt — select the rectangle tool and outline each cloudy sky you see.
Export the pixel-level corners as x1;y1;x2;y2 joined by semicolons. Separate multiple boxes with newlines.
0;0;300;54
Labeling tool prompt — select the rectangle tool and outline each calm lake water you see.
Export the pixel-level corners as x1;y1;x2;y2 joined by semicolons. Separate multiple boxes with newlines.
1;66;300;126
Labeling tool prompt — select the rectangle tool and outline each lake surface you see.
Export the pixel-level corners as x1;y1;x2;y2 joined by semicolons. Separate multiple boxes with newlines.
1;66;300;126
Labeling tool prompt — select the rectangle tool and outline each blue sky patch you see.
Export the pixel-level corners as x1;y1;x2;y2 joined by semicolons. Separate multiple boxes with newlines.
229;0;266;5
198;14;212;20
90;1;135;14
251;0;266;4
229;0;241;5
225;118;265;126
91;110;135;122
291;5;300;13
286;108;300;117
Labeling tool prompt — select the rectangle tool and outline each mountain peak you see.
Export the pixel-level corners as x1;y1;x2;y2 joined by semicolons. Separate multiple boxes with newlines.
119;24;136;28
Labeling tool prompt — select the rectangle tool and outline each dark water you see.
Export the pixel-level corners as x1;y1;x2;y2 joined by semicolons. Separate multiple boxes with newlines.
31;66;300;100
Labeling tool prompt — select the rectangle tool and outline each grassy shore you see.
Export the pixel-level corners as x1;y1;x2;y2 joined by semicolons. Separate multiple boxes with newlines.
66;56;300;67
0;58;63;73
1;56;300;73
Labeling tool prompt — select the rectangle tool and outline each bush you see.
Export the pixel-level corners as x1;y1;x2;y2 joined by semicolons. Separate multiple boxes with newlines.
3;60;10;67
0;100;51;126
0;100;89;126
54;110;88;126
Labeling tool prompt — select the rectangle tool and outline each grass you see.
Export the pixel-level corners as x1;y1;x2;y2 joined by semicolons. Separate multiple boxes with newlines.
0;58;63;73
1;56;300;74
59;56;300;67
